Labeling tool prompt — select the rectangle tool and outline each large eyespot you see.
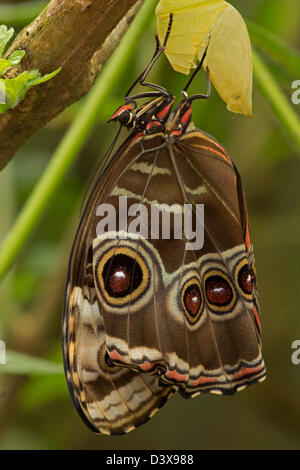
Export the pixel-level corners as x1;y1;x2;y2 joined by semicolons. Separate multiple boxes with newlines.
95;246;150;308
103;254;142;298
181;278;203;325
204;269;236;314
235;259;255;301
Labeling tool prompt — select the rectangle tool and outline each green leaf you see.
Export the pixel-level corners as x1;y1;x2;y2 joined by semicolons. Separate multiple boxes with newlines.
0;50;26;76
8;50;26;66
0;24;14;57
0;350;64;375
26;67;62;87
0;24;61;113
0;67;61;113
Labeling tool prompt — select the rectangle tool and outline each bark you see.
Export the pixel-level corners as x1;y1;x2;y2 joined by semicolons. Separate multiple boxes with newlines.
0;0;143;170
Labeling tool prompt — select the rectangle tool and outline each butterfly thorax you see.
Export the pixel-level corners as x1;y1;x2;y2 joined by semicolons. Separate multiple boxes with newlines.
108;93;194;140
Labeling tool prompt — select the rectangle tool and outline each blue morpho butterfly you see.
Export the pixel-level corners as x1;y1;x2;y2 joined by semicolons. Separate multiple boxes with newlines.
62;15;265;435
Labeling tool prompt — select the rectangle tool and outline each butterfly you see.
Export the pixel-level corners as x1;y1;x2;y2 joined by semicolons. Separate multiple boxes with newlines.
62;18;266;435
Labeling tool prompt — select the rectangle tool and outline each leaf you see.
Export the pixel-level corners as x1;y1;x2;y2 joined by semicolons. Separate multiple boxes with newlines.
7;50;26;66
0;350;64;375
0;50;26;76
0;24;61;113
156;0;253;116
0;67;61;113
0;24;14;57
27;67;62;87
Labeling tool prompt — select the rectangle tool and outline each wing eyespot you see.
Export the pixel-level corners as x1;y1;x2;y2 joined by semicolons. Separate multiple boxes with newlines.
234;258;255;301
104;351;117;369
95;246;150;308
204;269;236;313
180;277;204;325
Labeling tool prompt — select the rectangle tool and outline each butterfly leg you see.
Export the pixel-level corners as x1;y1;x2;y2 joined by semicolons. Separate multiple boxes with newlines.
125;13;174;97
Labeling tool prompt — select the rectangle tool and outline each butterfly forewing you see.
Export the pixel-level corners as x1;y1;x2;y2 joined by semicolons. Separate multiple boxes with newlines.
62;135;175;436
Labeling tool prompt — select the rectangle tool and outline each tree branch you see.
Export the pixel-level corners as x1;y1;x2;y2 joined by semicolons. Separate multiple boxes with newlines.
0;0;143;170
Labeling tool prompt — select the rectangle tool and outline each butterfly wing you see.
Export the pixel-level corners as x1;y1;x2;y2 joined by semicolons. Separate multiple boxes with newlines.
91;130;266;397
62;135;175;436
167;130;265;395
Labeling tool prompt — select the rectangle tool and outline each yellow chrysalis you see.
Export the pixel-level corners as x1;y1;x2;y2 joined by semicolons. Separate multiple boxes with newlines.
156;0;253;117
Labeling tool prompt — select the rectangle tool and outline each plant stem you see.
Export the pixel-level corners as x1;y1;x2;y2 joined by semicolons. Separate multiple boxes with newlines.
253;49;300;152
1;350;63;375
247;19;300;77
0;0;155;282
0;1;47;26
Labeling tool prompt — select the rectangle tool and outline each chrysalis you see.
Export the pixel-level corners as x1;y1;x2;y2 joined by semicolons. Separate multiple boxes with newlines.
156;0;253;116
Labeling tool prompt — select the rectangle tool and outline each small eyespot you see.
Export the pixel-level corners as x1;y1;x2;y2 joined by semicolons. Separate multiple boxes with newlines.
205;276;233;306
185;285;201;316
105;351;116;368
238;265;255;295
204;270;236;314
97;345;126;379
234;259;255;301
181;278;203;324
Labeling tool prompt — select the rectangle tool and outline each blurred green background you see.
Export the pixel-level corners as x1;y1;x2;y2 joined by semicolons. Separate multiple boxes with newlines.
0;0;300;450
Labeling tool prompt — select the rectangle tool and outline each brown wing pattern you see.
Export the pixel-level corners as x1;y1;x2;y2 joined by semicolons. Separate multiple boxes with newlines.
62;135;175;436
63;129;265;434
89;131;265;396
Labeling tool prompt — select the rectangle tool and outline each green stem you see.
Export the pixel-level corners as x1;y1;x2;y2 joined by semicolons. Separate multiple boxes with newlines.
247;19;300;77
0;1;48;26
0;1;156;282
253;49;300;152
0;350;63;375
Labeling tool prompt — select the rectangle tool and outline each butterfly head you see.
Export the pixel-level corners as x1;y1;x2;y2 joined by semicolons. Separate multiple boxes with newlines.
108;103;135;126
